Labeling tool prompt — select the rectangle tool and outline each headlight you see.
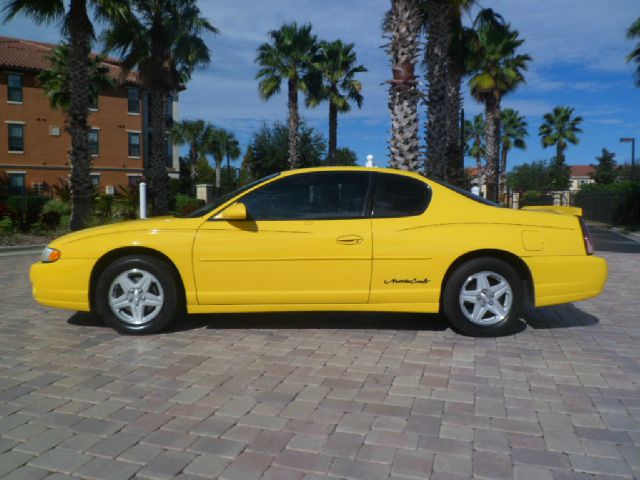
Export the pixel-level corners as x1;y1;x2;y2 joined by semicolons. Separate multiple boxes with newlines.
41;247;61;263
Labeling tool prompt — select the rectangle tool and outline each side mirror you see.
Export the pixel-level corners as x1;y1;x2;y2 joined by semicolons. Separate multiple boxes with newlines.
222;202;247;221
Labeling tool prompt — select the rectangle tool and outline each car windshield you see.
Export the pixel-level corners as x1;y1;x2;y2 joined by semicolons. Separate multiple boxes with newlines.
181;173;280;218
429;178;498;207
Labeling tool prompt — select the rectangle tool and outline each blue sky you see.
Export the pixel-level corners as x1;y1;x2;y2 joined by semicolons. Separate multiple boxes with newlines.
3;0;640;172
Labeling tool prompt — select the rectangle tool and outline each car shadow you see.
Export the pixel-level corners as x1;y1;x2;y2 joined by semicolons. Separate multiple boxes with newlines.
66;310;451;333
67;311;106;328
67;305;598;335
176;311;451;333
523;303;599;329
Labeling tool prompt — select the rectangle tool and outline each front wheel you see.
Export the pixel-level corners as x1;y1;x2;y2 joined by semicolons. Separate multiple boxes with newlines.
442;257;524;337
95;255;181;334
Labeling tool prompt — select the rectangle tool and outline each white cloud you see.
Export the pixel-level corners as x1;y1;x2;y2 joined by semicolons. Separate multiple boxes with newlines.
475;0;638;74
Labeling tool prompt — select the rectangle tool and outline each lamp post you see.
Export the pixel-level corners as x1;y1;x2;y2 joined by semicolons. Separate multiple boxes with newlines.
620;137;636;180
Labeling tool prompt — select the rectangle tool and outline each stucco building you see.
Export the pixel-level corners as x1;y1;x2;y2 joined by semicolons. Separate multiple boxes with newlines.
568;165;595;192
0;36;179;197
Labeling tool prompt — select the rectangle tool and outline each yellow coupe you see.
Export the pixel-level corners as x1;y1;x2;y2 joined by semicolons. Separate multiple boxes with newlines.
30;167;607;336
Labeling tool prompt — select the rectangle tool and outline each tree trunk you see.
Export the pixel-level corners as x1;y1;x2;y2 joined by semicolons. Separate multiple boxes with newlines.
444;6;464;186
484;95;501;202
67;0;93;231
190;146;197;197
556;142;564;164
288;77;299;169
328;99;338;165
475;153;484;196
500;143;508;202
387;0;422;171
215;159;221;197
425;0;451;180
445;70;463;186
148;88;170;215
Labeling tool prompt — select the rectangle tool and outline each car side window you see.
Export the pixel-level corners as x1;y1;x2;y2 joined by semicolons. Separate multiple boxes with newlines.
373;173;431;218
240;171;371;221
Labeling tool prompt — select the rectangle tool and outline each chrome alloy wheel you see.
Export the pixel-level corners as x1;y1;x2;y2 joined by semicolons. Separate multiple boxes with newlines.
108;269;164;325
458;271;513;326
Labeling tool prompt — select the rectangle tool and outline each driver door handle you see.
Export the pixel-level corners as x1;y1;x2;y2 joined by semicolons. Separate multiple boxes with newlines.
336;235;363;245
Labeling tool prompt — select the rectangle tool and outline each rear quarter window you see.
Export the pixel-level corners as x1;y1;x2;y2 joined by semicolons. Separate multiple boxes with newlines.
373;173;431;218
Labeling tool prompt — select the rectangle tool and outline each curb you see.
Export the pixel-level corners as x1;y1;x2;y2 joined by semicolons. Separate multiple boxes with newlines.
0;244;46;253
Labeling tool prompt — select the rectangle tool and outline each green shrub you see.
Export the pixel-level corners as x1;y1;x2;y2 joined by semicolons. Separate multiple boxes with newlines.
43;199;71;216
574;182;640;227
40;211;62;230
520;191;553;207
6;196;48;232
60;214;70;229
174;194;204;216
0;217;13;234
114;185;139;219
95;193;115;220
579;181;640;193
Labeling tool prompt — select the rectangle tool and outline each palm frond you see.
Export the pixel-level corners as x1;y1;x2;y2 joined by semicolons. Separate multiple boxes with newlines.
2;0;64;24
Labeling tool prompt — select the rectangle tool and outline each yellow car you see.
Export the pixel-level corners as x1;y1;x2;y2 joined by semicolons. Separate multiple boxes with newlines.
30;167;607;336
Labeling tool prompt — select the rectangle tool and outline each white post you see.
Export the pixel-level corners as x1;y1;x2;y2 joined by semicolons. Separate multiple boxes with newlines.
366;154;375;168
139;182;147;219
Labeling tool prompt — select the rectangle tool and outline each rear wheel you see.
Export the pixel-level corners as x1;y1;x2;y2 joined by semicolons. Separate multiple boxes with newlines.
443;257;523;337
95;255;181;334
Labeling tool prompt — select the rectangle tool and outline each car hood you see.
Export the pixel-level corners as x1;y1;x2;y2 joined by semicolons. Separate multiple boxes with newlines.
48;216;203;248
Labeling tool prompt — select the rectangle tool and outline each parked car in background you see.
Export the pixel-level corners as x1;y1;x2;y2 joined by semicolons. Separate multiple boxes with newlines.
30;167;607;336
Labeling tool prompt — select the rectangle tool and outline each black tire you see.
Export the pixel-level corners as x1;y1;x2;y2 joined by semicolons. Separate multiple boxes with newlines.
442;257;524;337
95;254;181;335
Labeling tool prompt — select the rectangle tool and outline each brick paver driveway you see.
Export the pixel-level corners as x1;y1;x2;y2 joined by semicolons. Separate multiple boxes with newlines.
1;241;639;479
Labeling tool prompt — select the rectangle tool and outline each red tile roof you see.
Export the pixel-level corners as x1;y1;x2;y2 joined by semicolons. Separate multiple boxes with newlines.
0;35;140;86
570;165;594;177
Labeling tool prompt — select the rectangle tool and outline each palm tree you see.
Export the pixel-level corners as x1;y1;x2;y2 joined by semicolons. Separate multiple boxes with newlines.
205;128;241;197
3;0;129;230
445;2;476;186
256;22;318;170
467;9;530;201
627;17;640;85
308;40;366;164
539;106;583;165
39;44;115;110
499;108;527;198
103;0;217;215
464;113;486;188
423;0;475;183
385;0;422;171
169;119;214;197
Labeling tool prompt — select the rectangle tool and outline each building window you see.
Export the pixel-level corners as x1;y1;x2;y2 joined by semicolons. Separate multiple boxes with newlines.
89;94;98;111
128;88;140;114
8;173;25;196
88;128;99;155
32;182;44;195
8;123;24;152
128;175;141;187
90;174;101;188
128;132;141;157
7;74;23;103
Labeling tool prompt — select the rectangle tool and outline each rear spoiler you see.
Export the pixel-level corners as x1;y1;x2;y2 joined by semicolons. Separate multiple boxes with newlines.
521;205;583;216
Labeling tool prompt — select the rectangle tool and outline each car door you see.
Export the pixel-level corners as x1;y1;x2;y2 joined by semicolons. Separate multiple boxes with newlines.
193;171;374;305
369;172;440;305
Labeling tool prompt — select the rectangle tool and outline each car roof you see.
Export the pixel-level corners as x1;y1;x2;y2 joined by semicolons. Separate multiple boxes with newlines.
278;166;427;181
